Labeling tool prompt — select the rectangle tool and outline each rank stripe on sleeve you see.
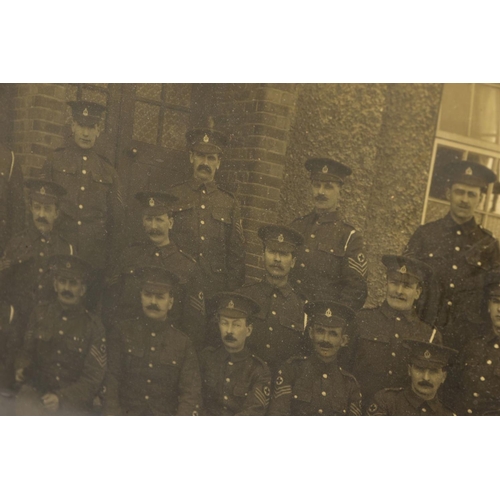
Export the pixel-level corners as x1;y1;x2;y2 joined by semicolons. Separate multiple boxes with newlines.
273;385;292;399
349;403;362;416
91;345;107;368
348;258;368;276
189;295;205;314
254;388;269;407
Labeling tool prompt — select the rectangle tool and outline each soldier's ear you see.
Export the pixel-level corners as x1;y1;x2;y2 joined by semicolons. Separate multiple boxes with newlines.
340;334;349;347
290;256;296;269
95;122;102;138
189;151;196;164
246;323;253;337
80;284;87;297
308;326;313;340
415;285;422;300
445;187;451;201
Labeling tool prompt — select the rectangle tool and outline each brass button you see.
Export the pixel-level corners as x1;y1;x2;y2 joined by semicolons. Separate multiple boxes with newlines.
149;363;153;368
147;380;151;384
455;246;460;251
452;265;457;270
487;360;492;365
321;391;326;397
145;395;149;400
150;347;155;352
473;392;479;397
80;186;85;191
79;205;83;209
467;409;473;414
201;205;206;209
82;169;87;175
82;156;88;161
151;332;156;337
305;248;310;253
77;221;82;226
59;330;64;335
266;344;271;348
480;376;485;381
225;378;230;383
318;409;323;414
269;327;273;332
447;301;453;306
394;333;399;338
200;220;205;225
456;230;461;235
322;374;327;379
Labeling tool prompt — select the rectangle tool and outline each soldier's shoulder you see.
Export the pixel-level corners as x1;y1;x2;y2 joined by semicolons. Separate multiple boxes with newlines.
84;309;105;327
177;247;197;264
355;306;381;318
96;152;113;165
439;401;456;416
376;387;404;398
290;212;314;225
216;185;236;199
239;279;263;290
338;366;359;383
477;224;496;239
168;323;192;344
285;355;308;365
201;345;217;354
250;353;270;370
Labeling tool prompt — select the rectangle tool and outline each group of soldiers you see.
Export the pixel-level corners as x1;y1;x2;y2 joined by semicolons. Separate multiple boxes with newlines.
1;99;499;416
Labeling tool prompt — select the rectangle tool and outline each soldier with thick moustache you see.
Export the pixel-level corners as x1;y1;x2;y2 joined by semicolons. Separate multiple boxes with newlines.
104;267;202;416
168;128;245;298
367;339;457;416
0;143;25;255
104;191;206;347
40;101;125;309
456;271;500;416
268;301;362;416
289;158;368;310
404;160;500;351
237;225;306;373
346;255;442;409
1;179;73;332
15;255;107;416
199;292;271;416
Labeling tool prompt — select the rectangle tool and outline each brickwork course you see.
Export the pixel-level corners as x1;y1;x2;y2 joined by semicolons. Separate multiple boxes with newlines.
3;83;443;302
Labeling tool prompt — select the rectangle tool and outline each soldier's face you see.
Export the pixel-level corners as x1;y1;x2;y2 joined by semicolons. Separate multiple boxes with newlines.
141;288;173;321
488;296;500;332
53;276;86;307
386;277;422;311
142;213;173;246
71;119;101;149
408;363;447;401
264;246;296;278
311;180;341;212
219;314;252;353
309;323;347;361
446;183;482;223
31;201;59;233
190;151;220;182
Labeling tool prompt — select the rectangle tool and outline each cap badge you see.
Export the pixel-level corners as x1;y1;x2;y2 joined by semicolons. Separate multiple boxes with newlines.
149;198;155;207
278;234;285;243
465;167;473;175
424;350;431;359
40;186;46;195
228;300;235;309
325;308;332;318
66;262;71;269
322;165;329;174
203;134;209;143
83;108;89;117
399;265;407;274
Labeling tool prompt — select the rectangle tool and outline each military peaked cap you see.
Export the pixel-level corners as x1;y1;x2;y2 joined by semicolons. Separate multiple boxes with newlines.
137;266;180;293
304;300;355;328
404;339;457;369
135;191;179;215
382;254;432;284
213;292;260;319
186;128;227;154
258;224;304;252
485;270;500;298
305;158;352;184
445;160;496;190
49;254;93;281
68;100;106;127
25;178;66;204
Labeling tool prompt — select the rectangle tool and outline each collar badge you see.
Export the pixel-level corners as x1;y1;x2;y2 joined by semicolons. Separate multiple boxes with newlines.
325;308;332;318
278;234;285;243
465;167;473;175
83;108;89;117
203;134;209;143
322;165;329;174
424;350;431;359
399;265;407;274
149;198;155;207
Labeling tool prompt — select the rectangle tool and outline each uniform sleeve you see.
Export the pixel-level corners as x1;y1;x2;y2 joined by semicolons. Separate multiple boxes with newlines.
365;391;390;416
176;341;203;416
346;376;363;416
7;153;26;238
226;199;246;291
102;325;123;416
236;363;272;416
56;317;107;410
341;230;368;311
179;269;207;349
268;363;295;416
15;308;39;374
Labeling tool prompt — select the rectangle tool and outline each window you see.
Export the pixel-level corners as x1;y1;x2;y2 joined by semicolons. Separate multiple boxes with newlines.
422;84;500;238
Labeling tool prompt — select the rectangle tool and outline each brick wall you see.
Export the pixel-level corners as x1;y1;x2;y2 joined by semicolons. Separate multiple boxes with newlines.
11;84;67;175
213;84;299;282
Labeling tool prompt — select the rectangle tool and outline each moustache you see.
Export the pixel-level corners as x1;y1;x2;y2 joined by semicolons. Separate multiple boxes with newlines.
147;304;161;311
270;264;284;269
147;229;164;236
418;381;434;388
318;341;334;349
224;335;237;342
197;164;211;172
314;195;328;202
389;294;407;300
61;291;74;298
458;204;470;209
36;218;49;224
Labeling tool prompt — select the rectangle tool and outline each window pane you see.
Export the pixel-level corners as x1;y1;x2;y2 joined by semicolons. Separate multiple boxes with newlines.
163;84;191;107
470;84;500;145
133;102;160;145
81;88;108;107
136;84;162;101
161;109;189;150
439;83;472;136
429;145;465;200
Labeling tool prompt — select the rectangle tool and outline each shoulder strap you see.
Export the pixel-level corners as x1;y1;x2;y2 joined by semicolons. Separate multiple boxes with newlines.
8;150;14;182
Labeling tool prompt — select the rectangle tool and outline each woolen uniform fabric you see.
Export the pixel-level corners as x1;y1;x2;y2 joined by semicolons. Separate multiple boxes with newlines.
104;318;202;416
289;210;368;310
199;346;271;415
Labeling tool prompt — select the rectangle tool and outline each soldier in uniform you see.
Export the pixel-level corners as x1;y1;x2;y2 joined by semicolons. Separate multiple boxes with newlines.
168;128;245;298
104;267;202;416
40;100;125;310
104;191;206;347
14;255;107;416
346;255;442;409
0;143;25;255
404;160;500;352
456;271;500;415
289;157;368;310
366;339;457;416
199;292;271;416
0;179;73;332
237;225;306;373
268;301;362;416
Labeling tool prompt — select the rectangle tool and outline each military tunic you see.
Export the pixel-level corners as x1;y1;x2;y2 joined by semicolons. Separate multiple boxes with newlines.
366;387;455;416
199;346;271;415
346;301;442;408
105;318;202;416
457;327;500;416
289;210;368;310
168;178;245;297
237;279;305;372
41;142;125;269
1;225;73;325
104;240;206;346
0;145;25;255
268;355;362;416
404;213;500;350
15;301;107;415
